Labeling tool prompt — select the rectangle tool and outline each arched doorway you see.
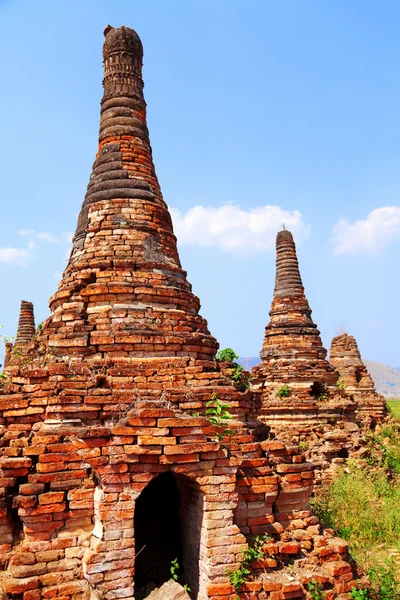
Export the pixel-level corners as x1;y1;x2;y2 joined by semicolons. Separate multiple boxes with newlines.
134;472;202;599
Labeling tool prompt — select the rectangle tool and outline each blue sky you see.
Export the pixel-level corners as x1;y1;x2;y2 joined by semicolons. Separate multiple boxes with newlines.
1;0;400;367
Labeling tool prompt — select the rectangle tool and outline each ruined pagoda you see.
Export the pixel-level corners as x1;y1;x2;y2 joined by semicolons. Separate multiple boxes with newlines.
254;229;339;402
330;333;386;421
0;26;362;600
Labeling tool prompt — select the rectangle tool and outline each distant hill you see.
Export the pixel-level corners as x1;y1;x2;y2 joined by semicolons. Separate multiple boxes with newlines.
364;361;400;398
238;357;400;398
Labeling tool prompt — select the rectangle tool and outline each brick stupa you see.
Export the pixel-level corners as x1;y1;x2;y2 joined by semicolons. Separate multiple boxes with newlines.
330;333;386;421
40;25;217;362
254;229;339;402
0;26;363;600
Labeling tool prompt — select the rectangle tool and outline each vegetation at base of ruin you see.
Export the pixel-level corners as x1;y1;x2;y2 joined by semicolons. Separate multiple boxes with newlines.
349;560;400;600
387;398;400;419
311;423;400;598
364;422;400;474
216;347;252;391
276;384;290;398
228;533;271;592
170;558;191;592
307;579;326;600
350;589;369;600
206;393;233;441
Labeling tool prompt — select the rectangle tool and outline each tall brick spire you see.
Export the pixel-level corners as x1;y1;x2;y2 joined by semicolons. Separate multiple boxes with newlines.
15;300;35;345
42;26;218;360
255;229;338;399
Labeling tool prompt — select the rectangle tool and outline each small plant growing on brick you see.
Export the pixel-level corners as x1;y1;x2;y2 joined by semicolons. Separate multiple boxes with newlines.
206;393;233;441
277;384;290;398
337;376;346;393
350;589;369;599
228;533;271;592
170;558;191;592
307;579;326;600
299;440;309;452
217;347;251;391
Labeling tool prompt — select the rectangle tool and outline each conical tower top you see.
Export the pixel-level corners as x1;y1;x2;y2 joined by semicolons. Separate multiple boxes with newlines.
40;26;218;361
15;300;35;345
274;229;305;298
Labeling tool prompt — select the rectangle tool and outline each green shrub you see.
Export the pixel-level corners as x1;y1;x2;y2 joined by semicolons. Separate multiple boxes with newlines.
277;384;290;398
337;376;346;392
216;348;239;362
216;348;251;391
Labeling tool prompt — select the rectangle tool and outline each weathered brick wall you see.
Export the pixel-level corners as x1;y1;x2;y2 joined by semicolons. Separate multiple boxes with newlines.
0;397;361;599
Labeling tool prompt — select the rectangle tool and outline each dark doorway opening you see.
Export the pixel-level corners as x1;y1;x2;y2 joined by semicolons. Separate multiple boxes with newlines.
134;472;202;599
135;472;182;595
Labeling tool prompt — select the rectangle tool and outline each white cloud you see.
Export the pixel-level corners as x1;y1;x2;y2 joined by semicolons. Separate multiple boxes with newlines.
333;206;400;255
169;204;310;254
0;247;31;266
17;229;73;244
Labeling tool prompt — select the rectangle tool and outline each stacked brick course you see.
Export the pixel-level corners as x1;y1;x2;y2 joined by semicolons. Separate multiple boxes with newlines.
0;25;366;600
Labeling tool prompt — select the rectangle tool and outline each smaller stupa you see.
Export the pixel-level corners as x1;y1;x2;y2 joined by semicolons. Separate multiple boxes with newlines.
330;333;386;420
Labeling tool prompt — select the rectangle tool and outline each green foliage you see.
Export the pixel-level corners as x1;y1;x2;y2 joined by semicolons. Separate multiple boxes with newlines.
206;393;233;441
311;459;400;547
216;348;251;391
367;559;400;600
311;428;400;599
230;363;251;392
387;399;400;419
365;423;400;475
228;533;270;592
307;579;326;600
216;348;239;362
0;372;8;388
298;441;309;452
170;558;179;581
277;384;290;398
229;564;250;593
170;558;191;593
350;589;369;600
337;376;346;392
34;322;43;336
317;386;329;401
